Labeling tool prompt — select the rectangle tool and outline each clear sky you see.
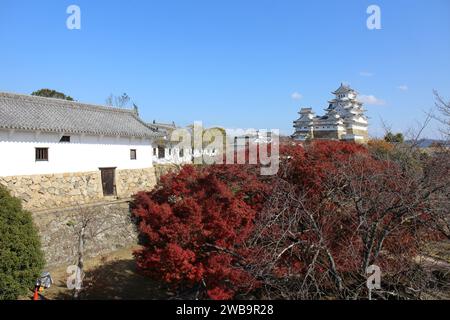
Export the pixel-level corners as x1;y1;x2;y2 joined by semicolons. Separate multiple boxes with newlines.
1;0;449;138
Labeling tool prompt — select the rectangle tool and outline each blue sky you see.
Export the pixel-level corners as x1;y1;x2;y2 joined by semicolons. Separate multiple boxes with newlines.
1;0;449;138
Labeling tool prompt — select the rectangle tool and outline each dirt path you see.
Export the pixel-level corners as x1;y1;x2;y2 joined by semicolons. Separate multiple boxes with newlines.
416;255;450;269
40;245;168;300
32;241;450;300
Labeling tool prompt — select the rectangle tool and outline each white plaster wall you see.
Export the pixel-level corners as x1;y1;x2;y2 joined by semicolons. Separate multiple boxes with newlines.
0;129;154;177
151;147;218;165
353;116;368;125
345;125;368;131
152;146;193;165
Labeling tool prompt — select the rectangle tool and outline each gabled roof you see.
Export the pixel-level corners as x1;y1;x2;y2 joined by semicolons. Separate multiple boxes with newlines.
299;107;315;114
332;83;356;95
0;92;160;138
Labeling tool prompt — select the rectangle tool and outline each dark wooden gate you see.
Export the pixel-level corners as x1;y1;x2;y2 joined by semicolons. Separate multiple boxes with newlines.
100;168;116;196
158;146;165;159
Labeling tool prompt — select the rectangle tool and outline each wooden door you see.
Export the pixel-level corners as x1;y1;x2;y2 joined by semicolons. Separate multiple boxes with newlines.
100;168;116;196
158;146;165;159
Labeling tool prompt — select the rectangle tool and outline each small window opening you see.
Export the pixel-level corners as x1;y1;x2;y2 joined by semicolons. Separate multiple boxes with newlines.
60;136;71;143
36;148;49;161
130;149;137;160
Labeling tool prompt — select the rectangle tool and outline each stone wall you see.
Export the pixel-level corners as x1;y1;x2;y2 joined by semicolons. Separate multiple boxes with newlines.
304;129;368;144
0;167;157;211
0;171;103;210
313;130;341;140
0;167;159;268
116;167;157;198
153;164;182;182
0;165;180;268
33;200;139;268
346;128;369;143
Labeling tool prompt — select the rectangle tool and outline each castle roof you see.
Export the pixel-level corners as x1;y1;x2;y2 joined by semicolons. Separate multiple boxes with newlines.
299;107;314;114
332;83;356;95
0;92;161;138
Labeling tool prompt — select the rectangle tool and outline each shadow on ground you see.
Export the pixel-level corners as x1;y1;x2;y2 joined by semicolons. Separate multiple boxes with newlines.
53;258;169;300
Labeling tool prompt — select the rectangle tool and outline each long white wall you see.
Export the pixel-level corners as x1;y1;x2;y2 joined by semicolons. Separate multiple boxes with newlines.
152;146;193;165
151;146;218;165
0;129;154;177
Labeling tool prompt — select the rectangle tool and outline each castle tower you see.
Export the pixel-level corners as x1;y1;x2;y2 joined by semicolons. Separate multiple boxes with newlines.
292;84;369;143
292;108;315;141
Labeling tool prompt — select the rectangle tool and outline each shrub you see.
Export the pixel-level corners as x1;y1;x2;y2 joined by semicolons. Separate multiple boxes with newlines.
0;186;45;300
132;164;269;299
384;132;404;143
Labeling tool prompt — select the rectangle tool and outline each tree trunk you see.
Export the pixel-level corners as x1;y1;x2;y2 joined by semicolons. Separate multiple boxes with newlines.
73;225;86;299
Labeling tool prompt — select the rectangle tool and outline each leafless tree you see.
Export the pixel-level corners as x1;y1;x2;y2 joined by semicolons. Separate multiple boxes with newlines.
245;141;449;300
68;204;132;299
105;93;131;108
432;91;450;140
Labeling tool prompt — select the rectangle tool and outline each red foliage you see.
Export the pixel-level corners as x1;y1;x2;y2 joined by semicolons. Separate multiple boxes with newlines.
133;140;440;299
252;141;439;296
132;164;269;299
280;140;368;192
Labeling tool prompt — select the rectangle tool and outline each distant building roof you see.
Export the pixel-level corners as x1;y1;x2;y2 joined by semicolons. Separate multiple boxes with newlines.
147;120;178;133
0;92;159;138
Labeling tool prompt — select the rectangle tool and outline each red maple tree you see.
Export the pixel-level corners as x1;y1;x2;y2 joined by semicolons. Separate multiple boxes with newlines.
132;164;269;299
133;140;445;299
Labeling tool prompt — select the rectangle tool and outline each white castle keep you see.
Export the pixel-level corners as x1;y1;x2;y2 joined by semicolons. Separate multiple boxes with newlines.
292;84;369;143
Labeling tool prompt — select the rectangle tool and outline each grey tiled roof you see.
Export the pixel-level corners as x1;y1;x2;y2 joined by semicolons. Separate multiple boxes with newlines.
0;92;160;138
332;83;355;94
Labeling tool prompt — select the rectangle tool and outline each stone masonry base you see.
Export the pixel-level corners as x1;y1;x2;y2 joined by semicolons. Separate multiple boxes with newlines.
0;167;157;211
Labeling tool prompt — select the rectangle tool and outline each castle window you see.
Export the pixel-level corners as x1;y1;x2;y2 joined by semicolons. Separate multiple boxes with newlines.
59;135;70;143
35;148;48;161
153;148;157;156
179;149;184;157
130;149;137;160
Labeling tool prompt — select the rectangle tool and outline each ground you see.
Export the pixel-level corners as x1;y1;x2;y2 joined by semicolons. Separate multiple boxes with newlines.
424;240;450;264
25;241;450;300
418;241;450;300
36;245;169;300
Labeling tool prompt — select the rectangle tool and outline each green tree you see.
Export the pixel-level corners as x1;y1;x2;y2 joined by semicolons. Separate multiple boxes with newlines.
31;89;74;101
0;186;45;300
384;131;404;143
